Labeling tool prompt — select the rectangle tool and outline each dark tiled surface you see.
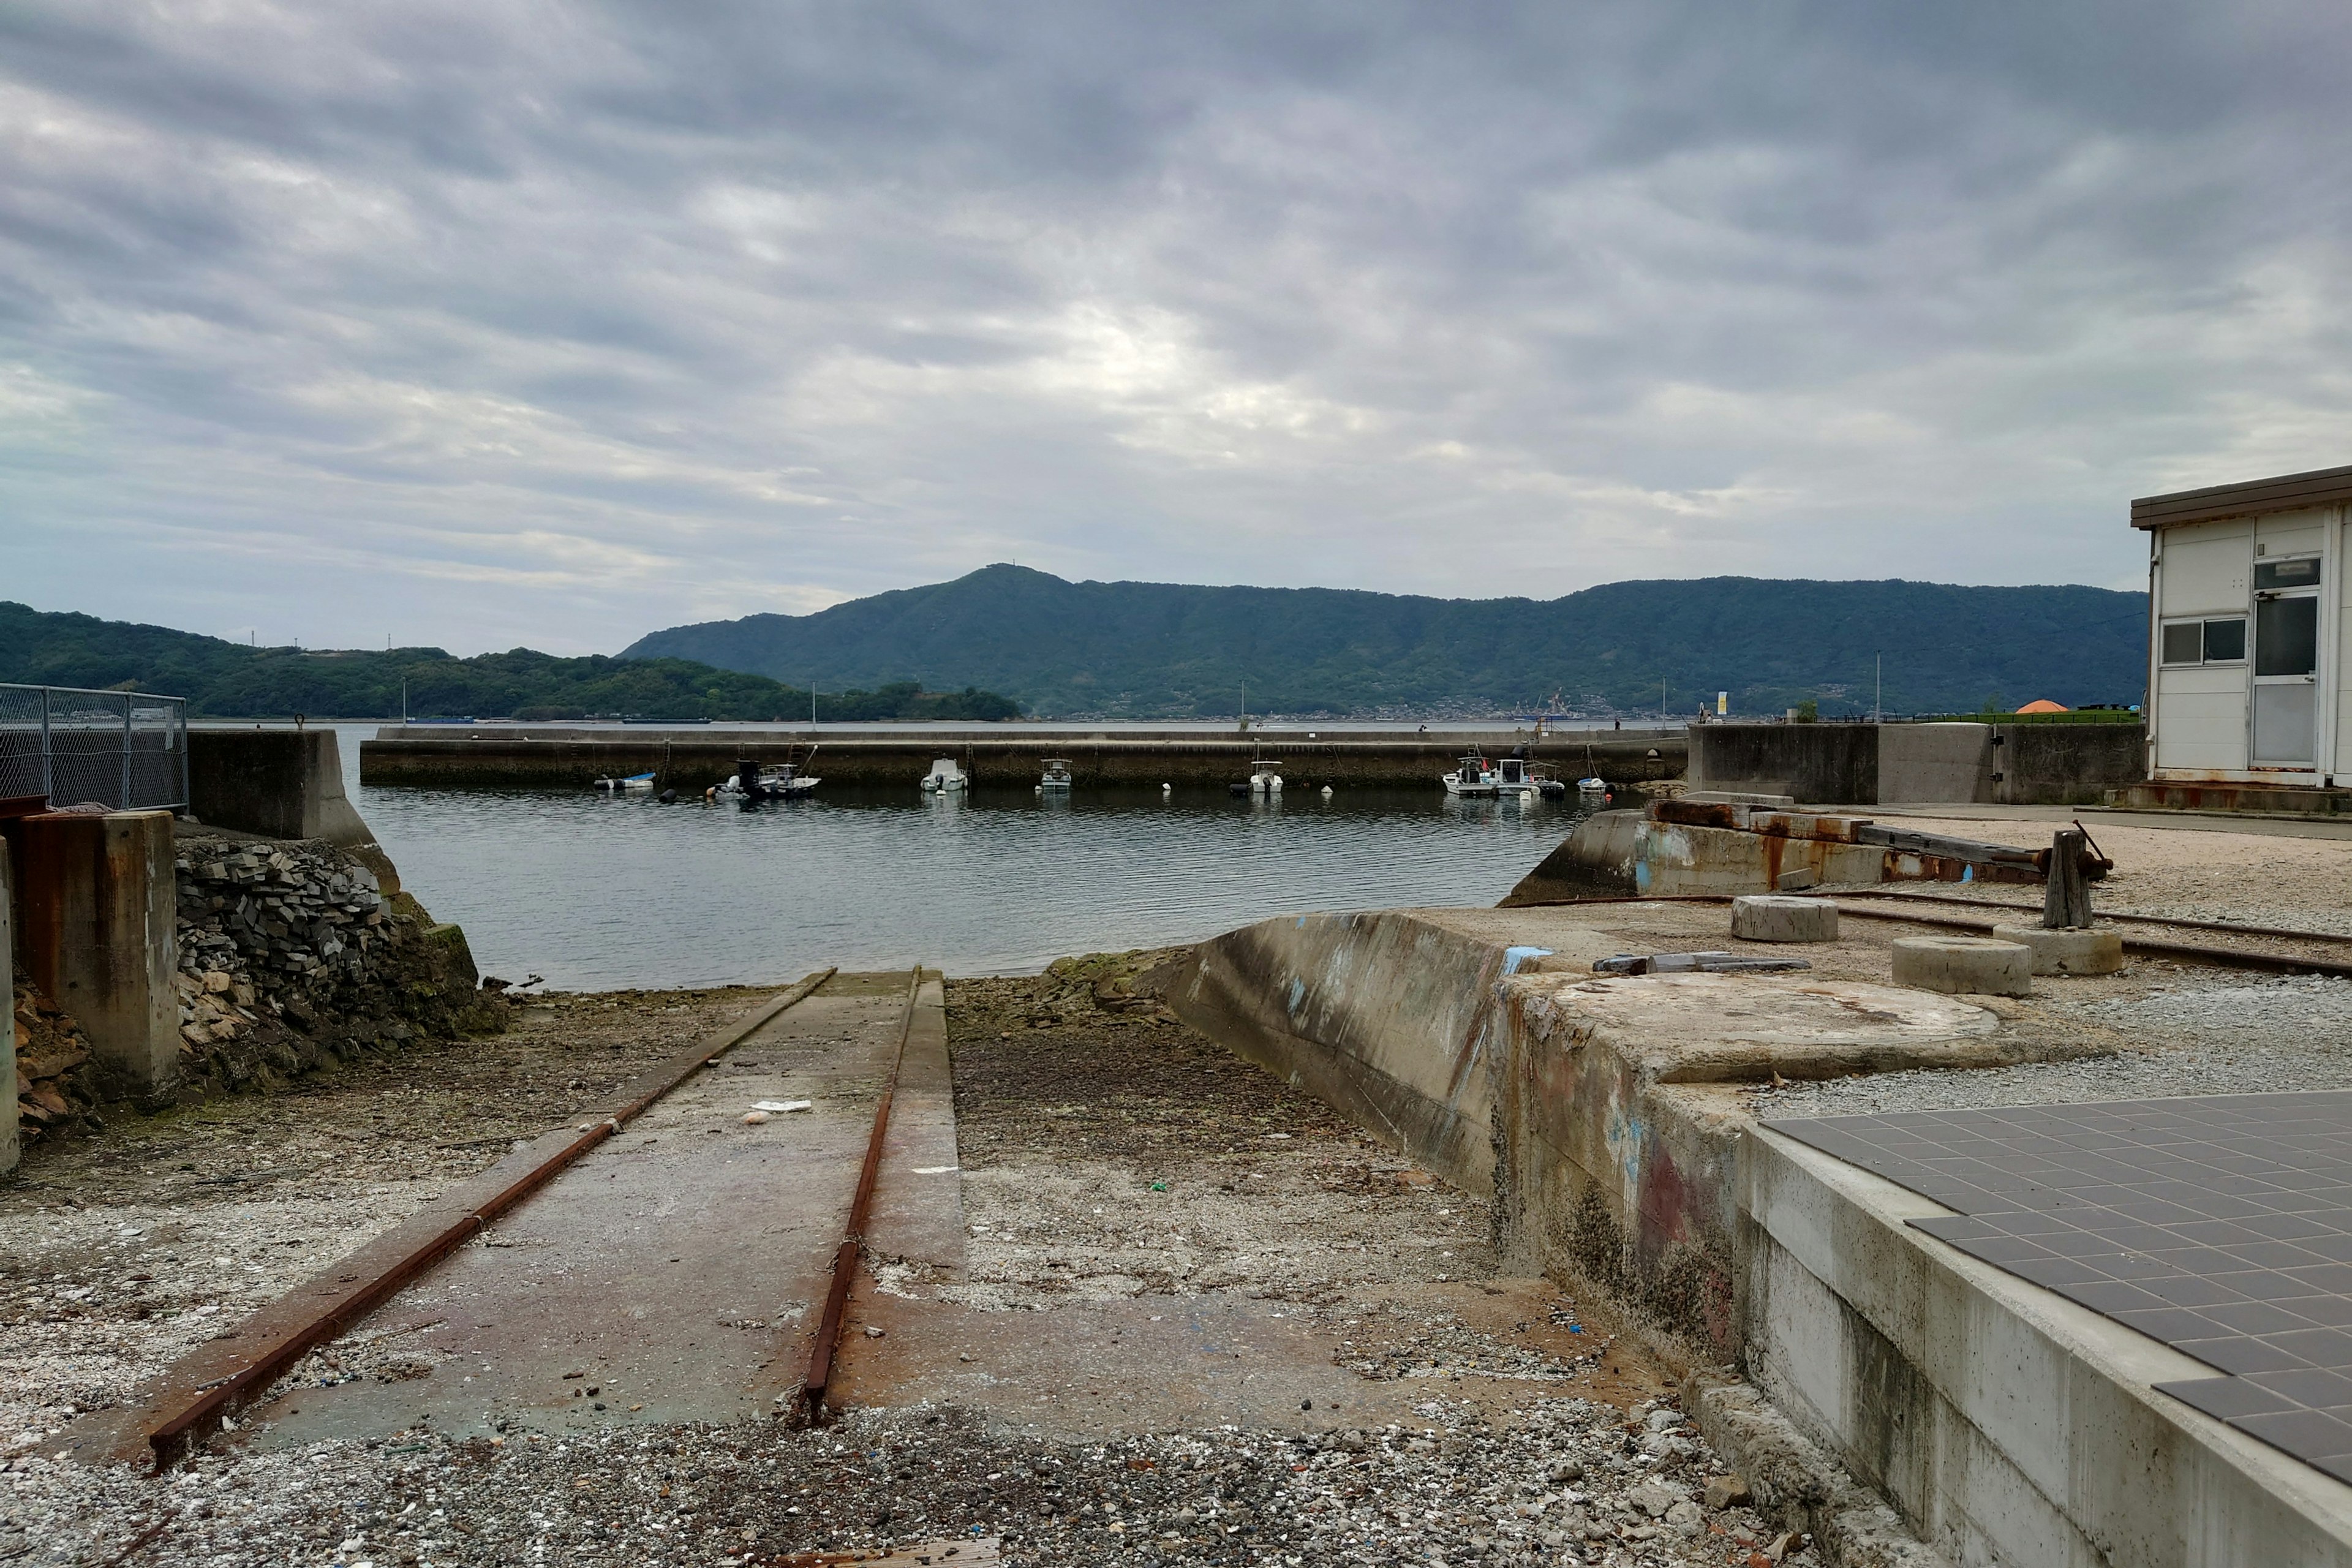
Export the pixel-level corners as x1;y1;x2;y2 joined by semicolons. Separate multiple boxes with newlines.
1765;1091;2352;1481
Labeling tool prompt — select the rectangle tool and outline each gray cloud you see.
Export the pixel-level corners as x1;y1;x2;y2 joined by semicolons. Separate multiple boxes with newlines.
4;1;2350;654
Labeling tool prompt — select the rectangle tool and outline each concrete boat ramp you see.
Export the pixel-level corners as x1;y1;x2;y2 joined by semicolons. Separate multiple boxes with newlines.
1172;898;2352;1566
68;894;2352;1564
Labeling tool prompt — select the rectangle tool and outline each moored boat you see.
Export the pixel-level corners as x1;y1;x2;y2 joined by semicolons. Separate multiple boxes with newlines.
922;758;969;793
1441;753;1498;796
594;771;657;792
1038;758;1074;791
720;758;820;800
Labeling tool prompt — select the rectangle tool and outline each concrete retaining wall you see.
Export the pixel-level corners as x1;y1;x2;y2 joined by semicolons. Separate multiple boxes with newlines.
189;729;374;845
1690;722;2146;805
4;811;179;1101
360;730;1688;791
1172;904;2348;1562
1;840;14;1174
1747;1131;2352;1566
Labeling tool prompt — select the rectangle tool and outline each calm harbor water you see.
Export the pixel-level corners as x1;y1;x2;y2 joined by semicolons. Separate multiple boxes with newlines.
337;732;1605;990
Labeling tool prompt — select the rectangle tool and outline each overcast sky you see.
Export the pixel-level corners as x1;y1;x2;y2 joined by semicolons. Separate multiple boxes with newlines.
6;3;2350;655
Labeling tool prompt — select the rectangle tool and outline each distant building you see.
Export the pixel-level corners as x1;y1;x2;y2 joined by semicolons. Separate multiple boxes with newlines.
2133;466;2343;785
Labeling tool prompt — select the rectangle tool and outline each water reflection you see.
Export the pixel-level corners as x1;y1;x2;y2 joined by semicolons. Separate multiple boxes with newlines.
352;780;1608;991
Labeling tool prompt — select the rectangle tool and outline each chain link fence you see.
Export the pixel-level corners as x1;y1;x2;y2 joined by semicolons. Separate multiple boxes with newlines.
0;684;189;812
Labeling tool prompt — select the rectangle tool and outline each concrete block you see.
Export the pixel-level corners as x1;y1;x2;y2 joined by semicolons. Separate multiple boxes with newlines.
1990;924;2125;976
187;728;374;845
1;839;15;1175
10;810;179;1099
1732;895;1839;943
1890;936;2032;997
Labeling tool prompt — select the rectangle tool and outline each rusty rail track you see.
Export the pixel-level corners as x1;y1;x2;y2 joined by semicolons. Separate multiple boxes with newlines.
799;966;924;1425
141;968;838;1468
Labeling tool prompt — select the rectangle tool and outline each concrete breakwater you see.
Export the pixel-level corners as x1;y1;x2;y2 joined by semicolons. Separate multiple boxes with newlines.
357;724;1687;791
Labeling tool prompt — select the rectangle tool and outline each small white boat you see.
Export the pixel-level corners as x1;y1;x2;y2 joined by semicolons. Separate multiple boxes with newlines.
1038;758;1074;791
922;758;968;793
595;771;657;793
1529;765;1570;800
1247;758;1284;795
1577;775;1608;795
1442;753;1498;797
719;760;819;800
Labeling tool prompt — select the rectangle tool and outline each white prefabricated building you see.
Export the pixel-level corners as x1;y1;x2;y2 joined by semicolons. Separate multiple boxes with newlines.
2135;465;2351;786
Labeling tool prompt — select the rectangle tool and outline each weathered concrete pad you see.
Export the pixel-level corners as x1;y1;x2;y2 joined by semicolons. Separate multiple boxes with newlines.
1733;894;1839;943
1890;935;2032;996
1989;922;2126;976
1174;908;2035;1362
1746;1128;2352;1565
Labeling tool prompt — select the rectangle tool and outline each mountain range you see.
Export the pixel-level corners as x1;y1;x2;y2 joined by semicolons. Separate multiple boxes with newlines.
625;565;2148;718
0;602;1018;722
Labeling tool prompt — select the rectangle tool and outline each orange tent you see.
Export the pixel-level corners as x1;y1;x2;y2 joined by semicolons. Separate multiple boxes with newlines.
2015;699;2068;714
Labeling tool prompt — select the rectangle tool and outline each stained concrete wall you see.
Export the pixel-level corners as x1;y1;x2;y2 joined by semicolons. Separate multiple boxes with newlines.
1747;1132;2352;1566
1691;722;2146;805
7;812;179;1101
189;729;374;845
1691;725;1878;804
1502;813;1887;903
1;839;15;1174
1995;720;2149;807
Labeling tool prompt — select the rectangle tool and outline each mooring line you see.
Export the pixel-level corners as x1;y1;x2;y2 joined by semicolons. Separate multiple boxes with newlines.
141;967;839;1469
799;965;925;1425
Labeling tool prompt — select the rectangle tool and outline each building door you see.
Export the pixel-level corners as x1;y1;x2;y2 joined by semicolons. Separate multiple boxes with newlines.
2251;556;2322;766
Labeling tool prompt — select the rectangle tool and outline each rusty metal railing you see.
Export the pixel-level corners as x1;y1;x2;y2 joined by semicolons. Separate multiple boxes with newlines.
0;683;188;811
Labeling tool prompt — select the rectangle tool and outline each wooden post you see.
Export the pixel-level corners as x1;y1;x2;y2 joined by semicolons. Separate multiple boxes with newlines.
2045;827;2092;929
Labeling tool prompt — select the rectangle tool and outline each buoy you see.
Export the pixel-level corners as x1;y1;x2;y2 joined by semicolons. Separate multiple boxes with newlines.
1161;782;1172;793
1320;785;1333;797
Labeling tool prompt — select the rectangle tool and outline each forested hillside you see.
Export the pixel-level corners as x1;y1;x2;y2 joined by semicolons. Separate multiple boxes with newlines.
627;565;2147;718
0;603;1020;722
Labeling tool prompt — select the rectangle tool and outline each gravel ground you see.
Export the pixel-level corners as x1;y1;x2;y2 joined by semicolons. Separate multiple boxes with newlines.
1;969;1807;1568
13;1394;1798;1567
1760;970;2352;1119
1860;814;2352;935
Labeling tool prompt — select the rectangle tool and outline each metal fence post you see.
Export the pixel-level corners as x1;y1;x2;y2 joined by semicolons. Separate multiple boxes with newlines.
121;696;133;811
40;688;51;802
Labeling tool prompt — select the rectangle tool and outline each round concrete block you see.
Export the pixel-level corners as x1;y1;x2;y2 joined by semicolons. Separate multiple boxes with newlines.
1890;937;2032;997
1730;895;1839;943
1990;924;2125;976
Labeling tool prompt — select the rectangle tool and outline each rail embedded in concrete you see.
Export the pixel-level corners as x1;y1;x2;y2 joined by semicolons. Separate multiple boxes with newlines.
800;967;925;1425
139;968;837;1467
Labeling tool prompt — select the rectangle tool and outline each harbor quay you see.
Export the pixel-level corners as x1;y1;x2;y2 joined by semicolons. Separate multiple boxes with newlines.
356;722;1688;791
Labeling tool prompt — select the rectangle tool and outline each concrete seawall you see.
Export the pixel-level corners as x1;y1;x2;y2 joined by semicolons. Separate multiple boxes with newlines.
1691;721;2145;806
359;726;1687;791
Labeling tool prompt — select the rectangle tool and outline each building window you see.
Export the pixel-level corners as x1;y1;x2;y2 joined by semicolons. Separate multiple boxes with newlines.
2162;616;2246;666
2253;557;2321;591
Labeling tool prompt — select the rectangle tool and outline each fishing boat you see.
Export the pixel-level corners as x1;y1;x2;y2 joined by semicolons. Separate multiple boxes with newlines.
1441;753;1499;797
1248;758;1284;795
1038;758;1074;791
1577;775;1609;796
1528;765;1570;800
1492;755;1540;798
921;758;968;793
594;771;657;793
720;758;820;800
